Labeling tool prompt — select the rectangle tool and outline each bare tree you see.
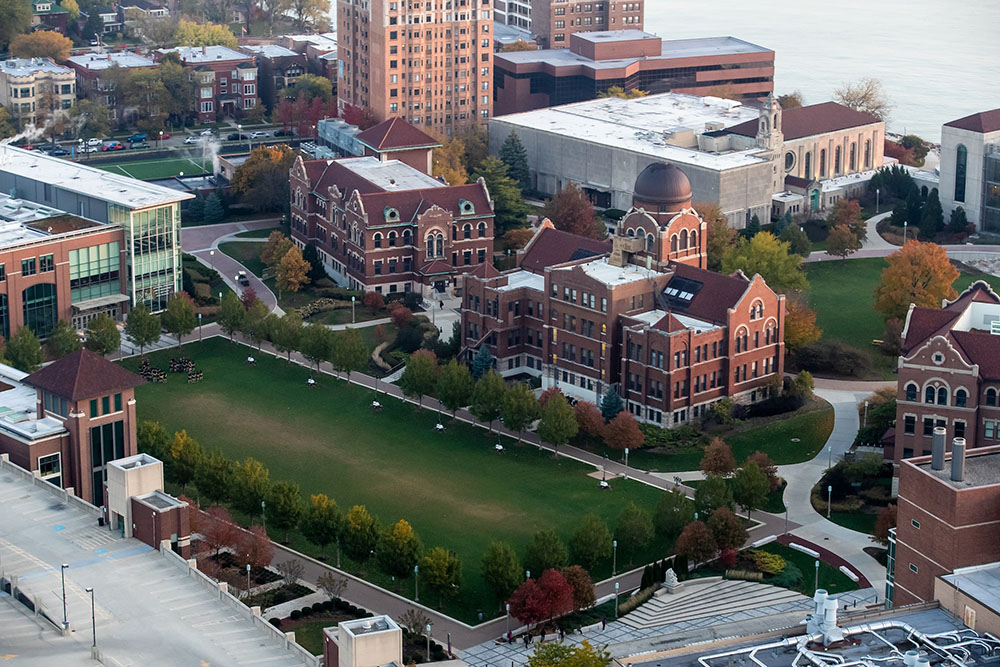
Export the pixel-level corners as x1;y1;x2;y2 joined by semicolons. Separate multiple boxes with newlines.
398;609;432;635
277;560;305;587
316;572;348;600
834;77;892;121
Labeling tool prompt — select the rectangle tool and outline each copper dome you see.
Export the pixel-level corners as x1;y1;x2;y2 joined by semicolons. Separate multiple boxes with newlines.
633;162;692;210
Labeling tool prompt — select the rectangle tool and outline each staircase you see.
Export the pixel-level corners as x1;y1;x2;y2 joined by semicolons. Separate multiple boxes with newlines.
621;578;809;630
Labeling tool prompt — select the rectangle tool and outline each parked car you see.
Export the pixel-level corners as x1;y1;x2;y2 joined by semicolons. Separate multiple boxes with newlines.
127;133;147;143
130;142;150;150
237;271;250;287
249;130;269;139
81;137;102;147
102;141;124;151
273;129;288;137
159;132;171;140
50;148;70;156
183;135;201;144
227;132;250;141
79;144;99;153
199;129;214;136
36;142;58;153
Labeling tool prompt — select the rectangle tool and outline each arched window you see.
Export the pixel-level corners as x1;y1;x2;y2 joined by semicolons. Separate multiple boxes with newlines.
987;388;998;406
403;229;412;246
388;231;397;247
478;222;487;238
373;232;382;248
22;283;57;338
670;235;678;252
804;152;812;179
463;223;472;239
426;234;435;257
955;389;968;407
955;144;967;203
834;146;842;174
905;383;917;402
937;387;948;405
626;228;635;237
864;139;871;168
451;225;458;241
689;231;697;249
925;386;935;404
850;143;857;171
784;151;795;172
921;185;928;198
646;233;654;252
680;229;688;250
820;149;827;178
435;233;444;257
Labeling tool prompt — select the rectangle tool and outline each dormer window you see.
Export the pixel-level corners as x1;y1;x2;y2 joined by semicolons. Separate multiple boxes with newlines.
459;198;474;215
384;207;399;222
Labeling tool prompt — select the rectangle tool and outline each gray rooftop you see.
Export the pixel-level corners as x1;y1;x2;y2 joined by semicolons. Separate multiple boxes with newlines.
941;562;1000;612
0;57;73;77
0;456;314;666
492;21;534;45
156;45;249;63
338;156;445;191
916;449;1000;489
0;145;192;209
66;51;155;71
242;44;300;58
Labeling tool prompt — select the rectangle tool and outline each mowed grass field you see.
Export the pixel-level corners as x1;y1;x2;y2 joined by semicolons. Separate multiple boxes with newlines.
122;338;675;620
97;156;211;180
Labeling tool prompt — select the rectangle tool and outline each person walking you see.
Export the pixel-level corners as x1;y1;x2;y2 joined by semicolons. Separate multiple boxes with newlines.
601;616;606;631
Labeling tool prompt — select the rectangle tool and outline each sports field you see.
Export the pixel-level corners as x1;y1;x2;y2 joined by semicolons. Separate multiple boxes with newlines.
97;156;211;180
122;338;675;620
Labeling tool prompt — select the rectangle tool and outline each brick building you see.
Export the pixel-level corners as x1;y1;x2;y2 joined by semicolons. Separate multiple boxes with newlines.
461;162;784;424
493;31;774;115
889;281;1000;464
495;0;644;49
337;0;493;133
154;46;259;122
66;51;157;121
288;133;495;295
240;44;308;97
0;349;143;507
888;436;1000;607
31;0;69;33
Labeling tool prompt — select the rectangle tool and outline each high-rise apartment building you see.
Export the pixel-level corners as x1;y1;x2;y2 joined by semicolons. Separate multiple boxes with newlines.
495;0;643;49
338;0;493;134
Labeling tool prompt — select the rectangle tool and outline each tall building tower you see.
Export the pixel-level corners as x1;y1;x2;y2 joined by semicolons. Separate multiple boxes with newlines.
497;0;644;49
338;0;493;135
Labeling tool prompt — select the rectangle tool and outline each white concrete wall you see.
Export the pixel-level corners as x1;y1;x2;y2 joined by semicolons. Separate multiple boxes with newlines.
940;124;1000;226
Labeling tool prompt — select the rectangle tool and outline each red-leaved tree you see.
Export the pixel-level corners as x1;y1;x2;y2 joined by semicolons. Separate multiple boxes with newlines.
240;287;259;311
536;569;574;620
238;525;274;570
700;438;736;477
538;386;563;407
603;411;644;450
388;302;413;328
201;506;240;557
574;401;605;439
363;290;384;313
560;565;595;611
507;568;574;626
674;521;717;565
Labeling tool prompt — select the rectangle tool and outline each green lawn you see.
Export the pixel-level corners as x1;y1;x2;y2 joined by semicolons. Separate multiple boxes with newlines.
234;228;281;239
123;339;675;622
97;156;211;180
306;307;388;326
805;258;1000;379
758;543;858;596
218;241;267;278
828;512;878;535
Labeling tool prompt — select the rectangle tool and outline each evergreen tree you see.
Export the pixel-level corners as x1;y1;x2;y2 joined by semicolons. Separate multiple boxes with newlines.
471;346;494;379
473;156;530;235
499;131;530;192
919;188;944;239
85;313;121;356
186;193;205;222
890;199;909;227
600;388;623;421
301;242;327;283
203;193;226;224
906;187;923;228
6;326;44;372
779;222;811;257
47;319;81;358
949;206;969;234
746;214;761;237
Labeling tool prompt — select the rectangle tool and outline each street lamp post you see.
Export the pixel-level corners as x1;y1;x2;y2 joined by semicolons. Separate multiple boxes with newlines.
876;188;880;215
261;500;266;534
903;220;907;243
525;570;530;581
351;296;356;324
246;563;251;595
624;447;629;480
505;603;510;636
863;400;869;428
158;130;163;148
784;504;789;535
828;444;832;470
827;485;833;518
614;581;620;619
612;540;618;576
61;563;69;629
414;564;419;602
425;624;432;662
198;312;203;341
85;587;96;648
814;560;820;593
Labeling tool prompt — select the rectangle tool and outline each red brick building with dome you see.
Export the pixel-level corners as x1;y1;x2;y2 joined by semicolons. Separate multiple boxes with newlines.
461;162;785;426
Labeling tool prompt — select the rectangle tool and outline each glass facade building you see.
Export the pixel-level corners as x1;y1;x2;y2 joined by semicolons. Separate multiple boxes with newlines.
983;153;1000;232
117;203;182;312
70;241;121;304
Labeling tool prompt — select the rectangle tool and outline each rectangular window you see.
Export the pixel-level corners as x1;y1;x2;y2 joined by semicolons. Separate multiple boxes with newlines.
911;519;920;529
39;254;54;272
21;258;36;276
90;399;98;418
955;421;966;438
923;417;934;436
904;415;915;434
909;563;918;573
0;264;5;281
102;395;110;414
114;393;122;412
987;420;996;439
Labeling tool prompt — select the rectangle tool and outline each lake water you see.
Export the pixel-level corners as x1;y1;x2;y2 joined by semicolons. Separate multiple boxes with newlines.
644;0;1000;142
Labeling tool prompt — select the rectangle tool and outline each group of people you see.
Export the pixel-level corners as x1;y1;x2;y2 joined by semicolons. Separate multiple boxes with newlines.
138;359;167;383
508;625;569;648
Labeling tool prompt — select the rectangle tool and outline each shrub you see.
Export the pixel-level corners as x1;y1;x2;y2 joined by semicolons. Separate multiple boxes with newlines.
269;617;282;628
300;606;314;617
793;341;872;378
396;323;424;353
725;569;763;581
311;602;324;613
617;584;657;615
768;561;803;589
719;548;738;568
748;549;786;575
289;609;301;620
322;600;335;611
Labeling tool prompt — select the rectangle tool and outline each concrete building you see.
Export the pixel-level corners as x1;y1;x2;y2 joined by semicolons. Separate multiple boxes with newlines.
0;145;192;312
0;57;75;127
939;108;1000;232
935;562;1000;636
241;44;308;95
104;453;191;557
494;0;643;49
289;149;495;296
889;281;1000;464
154;45;260;122
462;163;784;424
888;441;1000;607
323;616;403;667
494;31;773;115
337;0;493;134
66;51;157;121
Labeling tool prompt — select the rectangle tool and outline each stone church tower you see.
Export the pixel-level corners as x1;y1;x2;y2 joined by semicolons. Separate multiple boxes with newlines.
755;94;786;195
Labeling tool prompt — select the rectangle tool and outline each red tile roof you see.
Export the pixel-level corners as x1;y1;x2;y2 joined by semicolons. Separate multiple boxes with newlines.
950;330;1000;379
668;262;751;324
651;313;686;333
902;281;1000;360
784;175;812;189
360;183;492;225
728;101;881;141
418;259;454;275
944;108;1000;134
356;117;441;152
519;227;611;274
902;307;958;351
468;262;501;279
24;348;144;401
302;159;385;198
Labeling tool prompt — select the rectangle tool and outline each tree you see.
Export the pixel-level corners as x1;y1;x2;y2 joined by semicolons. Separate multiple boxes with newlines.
700;438;736;477
200;507;239;557
173;19;238;48
265;480;303;543
6;327;43;372
721;232;808;292
120;69;171;122
271;312;302;362
920;188;944;238
560;565;595;611
238;525;274;571
436;359;474;415
499;131;531;192
834;76;892;120
0;107;16;141
316;572;348;600
0;0;33;50
362;290;384;314
161;293;197;347
501;382;539;442
541;183;602;239
10;31;73;62
377;519;423;578
168;429;204;490
388;303;413;328
784;295;822;350
232;145;299;213
697;202;736;272
604;411;644;451
84;313;121;356
569;513;612;571
574;401;605;439
674;521;717;564
507;578;547;627
195;450;234;506
216;291;244;341
399;349;439;407
203;193;225;224
524;529;568;576
241;300;269;350
527;640;611;667
828;199;867;242
301;493;341;558
481;540;522;603
473;156;530;235
538;393;578;452
694;474;733;518
873;503;897;546
777;91;804;109
874;241;959;321
291;73;333;102
732;460;770;519
706;506;747;551
301;242;326;283
68;99;111;140
599;388;623;421
232;457;271;518
276;559;305;588
137;421;170;461
261;231;293;269
745;451;780;491
331;328;368;381
536;569;574;619
900;135;929;166
470;370;507;430
299;324;333;370
276;245;311;296
598;85;648;99
504;228;535;250
655;487;696;541
615;502;653;565
83;11;103;40
47;319;80;358
290;0;328;27
906;187;924;228
949;206;969;235
471;346;494;379
421;547;461;605
432;134;468;185
343;505;379;561
342;104;378;130
746;214;761;237
779;223;811;257
825;224;861;260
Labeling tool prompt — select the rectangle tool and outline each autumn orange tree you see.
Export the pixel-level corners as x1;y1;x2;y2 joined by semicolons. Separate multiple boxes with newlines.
700;438;736;477
695;202;735;272
10;31;73;62
573;401;605;439
541;183;603;239
783;294;821;350
276;245;311;295
827;198;867;241
873;241;958;321
825;224;861;260
230;145;298;212
604;410;644;450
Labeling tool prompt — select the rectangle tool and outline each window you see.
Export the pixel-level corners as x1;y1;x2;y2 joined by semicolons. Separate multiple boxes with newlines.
904;415;915;434
38;452;61;487
987;388;998;406
39;254;53;272
905;383;917;402
908;563;918;573
925;386;935;404
986;420;996;439
955;389;967;407
955;144;967;203
102;395;110;414
22;283;57;338
864;139;871;168
804;152;812;179
114;393;121;411
937;387;947;405
923;417;933;436
90;399;98;417
201;101;213;113
21;258;36;276
955;421;965;438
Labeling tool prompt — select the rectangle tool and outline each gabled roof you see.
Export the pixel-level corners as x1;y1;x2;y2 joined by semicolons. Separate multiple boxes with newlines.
359;183;492;225
944;109;1000;134
519;226;611;274
356;117;440;152
666;262;751;324
418;259;453;276
728;101;881;141
902;308;958;351
467;261;500;280
24;348;144;401
651;313;687;333
950;330;1000;380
